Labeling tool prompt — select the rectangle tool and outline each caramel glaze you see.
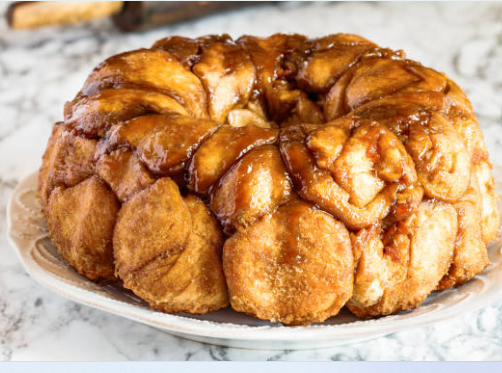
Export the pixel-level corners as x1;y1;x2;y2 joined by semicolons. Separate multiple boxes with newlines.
39;33;500;324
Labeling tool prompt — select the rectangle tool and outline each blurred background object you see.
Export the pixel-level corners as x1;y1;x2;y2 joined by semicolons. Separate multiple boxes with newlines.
7;1;269;31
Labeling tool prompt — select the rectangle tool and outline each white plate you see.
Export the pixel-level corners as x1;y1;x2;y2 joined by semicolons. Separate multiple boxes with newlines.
6;171;502;350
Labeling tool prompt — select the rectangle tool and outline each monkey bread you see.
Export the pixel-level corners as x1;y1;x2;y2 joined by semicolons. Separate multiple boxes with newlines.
39;33;500;325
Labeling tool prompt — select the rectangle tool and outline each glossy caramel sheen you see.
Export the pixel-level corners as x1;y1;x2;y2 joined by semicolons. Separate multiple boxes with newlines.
39;33;500;325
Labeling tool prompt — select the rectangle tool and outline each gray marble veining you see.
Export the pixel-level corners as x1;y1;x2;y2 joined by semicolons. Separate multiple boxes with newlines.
1;1;502;361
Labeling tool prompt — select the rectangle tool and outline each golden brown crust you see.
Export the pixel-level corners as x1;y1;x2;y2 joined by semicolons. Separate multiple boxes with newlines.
38;122;64;216
296;34;377;94
437;173;489;290
192;40;255;123
114;178;191;276
136;115;221;176
81;49;208;119
348;200;457;317
65;89;190;137
39;123;101;221
113;178;228;314
96;149;155;202
279;124;401;230
187;125;279;194
46;176;119;280
223;200;353;325
39;33;500;323
210;145;292;233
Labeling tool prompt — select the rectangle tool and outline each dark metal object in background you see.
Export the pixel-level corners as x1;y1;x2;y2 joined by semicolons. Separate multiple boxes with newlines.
113;2;268;32
6;1;271;32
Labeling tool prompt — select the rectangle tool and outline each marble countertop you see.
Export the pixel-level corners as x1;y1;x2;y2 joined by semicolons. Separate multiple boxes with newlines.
1;1;502;361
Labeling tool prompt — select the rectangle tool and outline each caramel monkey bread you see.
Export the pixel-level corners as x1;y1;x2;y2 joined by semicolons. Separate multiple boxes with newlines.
39;33;500;325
